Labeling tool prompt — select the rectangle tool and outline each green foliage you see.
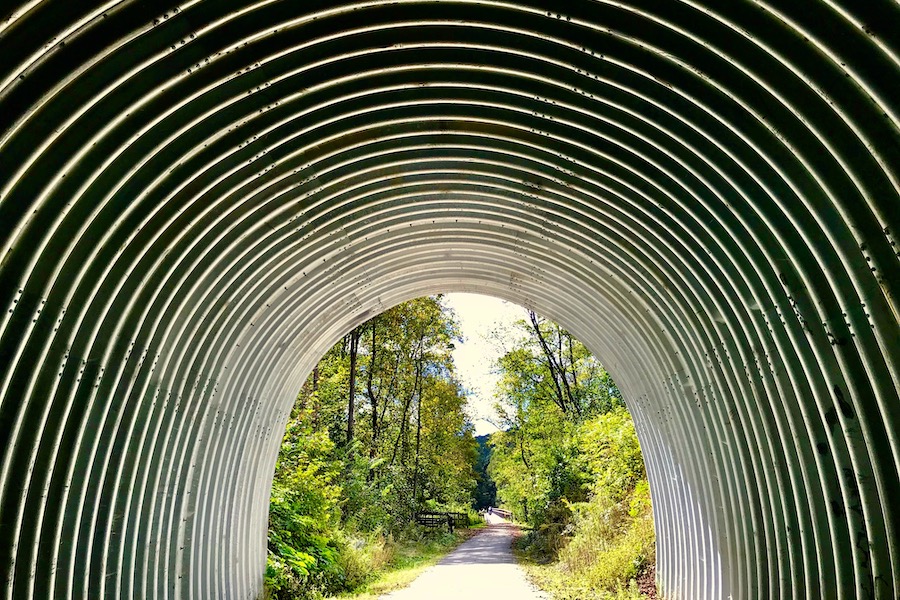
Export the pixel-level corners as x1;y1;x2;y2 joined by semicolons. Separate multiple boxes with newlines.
557;482;655;587
488;313;628;527
580;408;646;502
265;426;343;598
264;299;656;599
492;312;624;422
513;413;656;597
472;435;497;509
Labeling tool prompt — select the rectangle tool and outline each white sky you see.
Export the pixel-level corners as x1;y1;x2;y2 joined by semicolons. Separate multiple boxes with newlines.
442;293;526;436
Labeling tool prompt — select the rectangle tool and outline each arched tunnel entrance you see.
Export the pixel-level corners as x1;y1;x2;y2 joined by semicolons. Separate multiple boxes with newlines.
0;2;898;598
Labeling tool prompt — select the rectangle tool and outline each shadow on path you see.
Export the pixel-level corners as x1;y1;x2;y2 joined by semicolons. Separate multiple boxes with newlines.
438;526;518;565
380;523;546;600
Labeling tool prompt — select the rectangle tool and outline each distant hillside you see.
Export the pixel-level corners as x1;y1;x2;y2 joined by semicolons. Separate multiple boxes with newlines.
473;434;497;509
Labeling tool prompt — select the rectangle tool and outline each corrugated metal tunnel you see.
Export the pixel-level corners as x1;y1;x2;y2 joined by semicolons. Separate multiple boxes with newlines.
0;1;898;598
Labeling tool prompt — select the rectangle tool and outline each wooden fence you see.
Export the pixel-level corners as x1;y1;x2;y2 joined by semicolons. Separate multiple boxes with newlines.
489;507;513;520
415;511;469;533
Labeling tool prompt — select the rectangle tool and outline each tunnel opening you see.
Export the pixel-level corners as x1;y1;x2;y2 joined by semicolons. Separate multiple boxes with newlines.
264;293;657;599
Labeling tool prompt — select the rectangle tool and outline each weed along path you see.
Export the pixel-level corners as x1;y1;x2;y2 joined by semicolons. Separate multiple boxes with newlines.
379;517;546;600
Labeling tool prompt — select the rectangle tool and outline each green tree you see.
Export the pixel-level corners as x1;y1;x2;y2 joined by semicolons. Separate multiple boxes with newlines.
267;416;342;596
486;310;655;595
473;435;497;509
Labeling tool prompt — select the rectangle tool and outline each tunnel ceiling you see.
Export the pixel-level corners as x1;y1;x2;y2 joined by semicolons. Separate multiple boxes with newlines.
0;1;898;598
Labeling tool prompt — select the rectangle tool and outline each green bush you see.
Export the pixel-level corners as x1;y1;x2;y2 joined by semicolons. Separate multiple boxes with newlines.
333;531;395;591
265;427;345;599
555;482;655;590
514;499;573;563
579;408;645;502
515;409;656;598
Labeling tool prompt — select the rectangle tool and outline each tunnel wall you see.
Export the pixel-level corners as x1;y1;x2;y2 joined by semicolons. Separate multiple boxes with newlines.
0;1;898;598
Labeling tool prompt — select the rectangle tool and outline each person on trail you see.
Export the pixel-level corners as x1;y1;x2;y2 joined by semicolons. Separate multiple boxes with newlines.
488;506;492;515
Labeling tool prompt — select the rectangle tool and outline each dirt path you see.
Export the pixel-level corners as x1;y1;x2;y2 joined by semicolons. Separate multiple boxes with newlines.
380;520;547;600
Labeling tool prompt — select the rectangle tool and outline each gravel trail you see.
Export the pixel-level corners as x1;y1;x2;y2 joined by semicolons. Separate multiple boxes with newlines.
380;519;547;600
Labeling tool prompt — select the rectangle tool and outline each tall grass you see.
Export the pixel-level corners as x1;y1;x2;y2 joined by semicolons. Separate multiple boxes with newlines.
262;526;473;600
517;482;655;599
557;480;655;589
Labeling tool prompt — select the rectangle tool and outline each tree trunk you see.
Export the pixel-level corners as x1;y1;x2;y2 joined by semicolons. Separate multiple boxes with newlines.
411;362;425;504
529;310;568;413
347;326;360;446
566;333;579;405
558;324;580;414
367;321;378;481
390;356;422;467
518;428;531;470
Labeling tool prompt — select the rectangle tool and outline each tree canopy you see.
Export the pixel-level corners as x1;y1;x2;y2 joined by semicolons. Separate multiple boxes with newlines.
489;311;625;523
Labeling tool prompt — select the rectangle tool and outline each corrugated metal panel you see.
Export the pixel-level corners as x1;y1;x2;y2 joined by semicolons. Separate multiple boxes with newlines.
0;1;897;598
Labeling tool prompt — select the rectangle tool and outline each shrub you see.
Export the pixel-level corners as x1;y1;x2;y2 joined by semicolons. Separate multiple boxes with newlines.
517;409;657;599
579;408;645;502
555;484;655;591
